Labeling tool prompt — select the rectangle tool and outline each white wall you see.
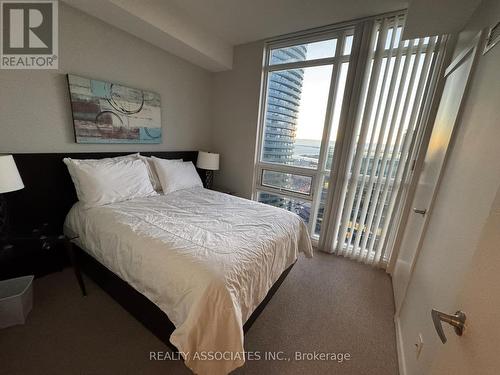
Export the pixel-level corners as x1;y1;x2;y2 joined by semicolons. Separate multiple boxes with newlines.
212;42;264;198
404;0;481;39
397;0;500;373
0;3;213;153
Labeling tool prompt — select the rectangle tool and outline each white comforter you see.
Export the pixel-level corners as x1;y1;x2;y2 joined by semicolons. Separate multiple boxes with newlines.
64;187;313;374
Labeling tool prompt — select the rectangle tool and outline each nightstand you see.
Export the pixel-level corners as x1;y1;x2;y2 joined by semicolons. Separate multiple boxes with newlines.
0;230;67;280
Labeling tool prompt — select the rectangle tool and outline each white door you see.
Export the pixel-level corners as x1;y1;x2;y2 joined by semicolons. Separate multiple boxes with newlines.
391;35;480;313
428;185;500;374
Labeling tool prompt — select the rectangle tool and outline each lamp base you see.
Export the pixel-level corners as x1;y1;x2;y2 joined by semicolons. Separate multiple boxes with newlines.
204;170;214;190
0;194;8;243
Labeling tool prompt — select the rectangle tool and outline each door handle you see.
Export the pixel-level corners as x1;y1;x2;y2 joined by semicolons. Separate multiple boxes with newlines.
431;309;466;344
413;208;427;215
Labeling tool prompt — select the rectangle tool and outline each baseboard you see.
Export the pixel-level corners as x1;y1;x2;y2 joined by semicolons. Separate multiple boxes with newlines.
395;315;407;375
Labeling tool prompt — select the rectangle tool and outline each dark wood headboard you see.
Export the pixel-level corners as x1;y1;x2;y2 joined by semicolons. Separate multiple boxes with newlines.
6;151;201;236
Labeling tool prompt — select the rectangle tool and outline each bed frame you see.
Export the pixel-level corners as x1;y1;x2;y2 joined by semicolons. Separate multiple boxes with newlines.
6;152;295;351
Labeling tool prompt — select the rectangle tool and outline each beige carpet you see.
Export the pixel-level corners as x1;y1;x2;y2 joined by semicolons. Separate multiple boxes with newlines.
0;251;398;375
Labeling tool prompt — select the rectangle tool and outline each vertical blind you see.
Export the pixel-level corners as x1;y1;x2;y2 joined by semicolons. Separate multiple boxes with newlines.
326;15;440;266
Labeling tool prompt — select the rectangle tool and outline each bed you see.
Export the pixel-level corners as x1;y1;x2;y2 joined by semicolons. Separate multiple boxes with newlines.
8;152;313;375
64;187;312;374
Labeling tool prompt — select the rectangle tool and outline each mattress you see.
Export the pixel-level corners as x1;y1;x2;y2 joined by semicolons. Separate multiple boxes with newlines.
64;187;313;374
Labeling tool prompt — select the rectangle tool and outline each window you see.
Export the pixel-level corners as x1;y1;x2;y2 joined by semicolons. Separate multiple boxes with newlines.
261;170;313;195
262;65;333;168
329;18;441;266
254;13;442;267
257;191;312;223
254;27;354;239
255;28;354;240
270;39;338;65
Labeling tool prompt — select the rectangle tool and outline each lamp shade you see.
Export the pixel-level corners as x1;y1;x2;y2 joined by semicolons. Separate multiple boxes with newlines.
0;155;24;194
196;151;220;170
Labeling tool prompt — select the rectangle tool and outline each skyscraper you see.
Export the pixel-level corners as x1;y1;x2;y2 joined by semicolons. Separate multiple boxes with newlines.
259;46;307;210
262;46;306;163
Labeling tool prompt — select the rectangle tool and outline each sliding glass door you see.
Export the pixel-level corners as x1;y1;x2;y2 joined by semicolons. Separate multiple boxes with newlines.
253;12;443;268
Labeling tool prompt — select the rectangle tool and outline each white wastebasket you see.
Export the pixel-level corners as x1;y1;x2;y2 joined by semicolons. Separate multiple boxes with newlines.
0;275;34;329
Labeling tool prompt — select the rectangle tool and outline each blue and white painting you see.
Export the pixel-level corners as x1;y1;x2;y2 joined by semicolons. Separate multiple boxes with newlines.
67;74;162;143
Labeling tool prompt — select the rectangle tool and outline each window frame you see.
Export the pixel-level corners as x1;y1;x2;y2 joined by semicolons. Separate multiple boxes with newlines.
252;25;357;239
260;168;314;197
252;11;444;270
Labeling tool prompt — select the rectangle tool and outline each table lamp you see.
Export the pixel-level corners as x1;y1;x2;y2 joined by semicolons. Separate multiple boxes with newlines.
196;151;219;189
0;155;24;241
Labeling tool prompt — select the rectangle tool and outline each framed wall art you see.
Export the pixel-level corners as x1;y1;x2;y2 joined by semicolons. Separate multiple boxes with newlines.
67;74;162;143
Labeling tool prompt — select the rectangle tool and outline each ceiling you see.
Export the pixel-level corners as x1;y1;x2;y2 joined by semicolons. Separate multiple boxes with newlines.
63;0;483;72
167;0;408;45
63;0;407;71
404;0;482;39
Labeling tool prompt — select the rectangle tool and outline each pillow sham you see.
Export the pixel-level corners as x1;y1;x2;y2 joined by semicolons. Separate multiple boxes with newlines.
79;153;140;163
63;157;156;208
138;155;182;192
110;153;140;161
152;157;203;194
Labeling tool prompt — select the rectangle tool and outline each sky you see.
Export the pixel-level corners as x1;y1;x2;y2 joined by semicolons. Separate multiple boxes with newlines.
294;40;350;141
292;28;423;143
295;64;331;140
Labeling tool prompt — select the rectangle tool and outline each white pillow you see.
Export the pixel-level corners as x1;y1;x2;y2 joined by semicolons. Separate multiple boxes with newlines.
63;157;156;208
152;157;203;194
138;155;182;192
83;153;140;162
110;153;140;160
